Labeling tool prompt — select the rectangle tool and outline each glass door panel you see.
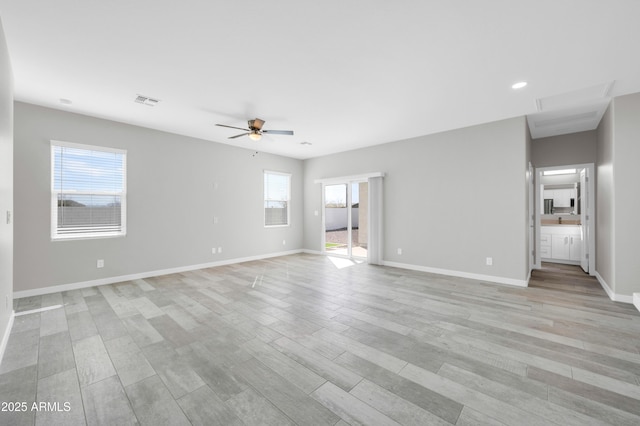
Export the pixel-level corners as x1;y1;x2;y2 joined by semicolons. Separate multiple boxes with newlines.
323;182;368;259
324;184;349;255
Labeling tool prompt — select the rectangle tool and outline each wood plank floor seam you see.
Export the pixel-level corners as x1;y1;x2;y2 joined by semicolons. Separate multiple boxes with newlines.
1;255;639;425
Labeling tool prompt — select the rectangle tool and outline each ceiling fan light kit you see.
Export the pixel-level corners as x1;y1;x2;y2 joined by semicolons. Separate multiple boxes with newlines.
216;118;294;141
249;131;262;141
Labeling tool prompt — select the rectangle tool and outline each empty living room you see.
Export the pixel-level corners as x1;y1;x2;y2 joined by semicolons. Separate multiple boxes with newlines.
1;1;640;425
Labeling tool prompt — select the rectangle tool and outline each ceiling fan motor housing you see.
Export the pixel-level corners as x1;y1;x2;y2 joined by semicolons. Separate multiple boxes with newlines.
248;119;265;130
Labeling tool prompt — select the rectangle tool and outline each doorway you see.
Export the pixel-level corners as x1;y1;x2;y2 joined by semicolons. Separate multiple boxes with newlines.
534;163;595;275
323;181;368;259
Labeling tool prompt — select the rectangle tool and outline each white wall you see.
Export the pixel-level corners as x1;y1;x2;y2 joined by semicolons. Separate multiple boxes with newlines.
611;93;640;297
304;117;530;285
532;130;597;167
0;19;14;360
596;103;615;294
595;93;640;301
13;102;303;294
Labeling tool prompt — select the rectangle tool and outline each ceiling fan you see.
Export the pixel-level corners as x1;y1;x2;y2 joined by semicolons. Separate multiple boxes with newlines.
216;118;294;141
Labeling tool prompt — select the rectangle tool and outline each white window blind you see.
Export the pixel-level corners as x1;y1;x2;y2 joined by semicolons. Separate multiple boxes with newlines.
264;171;291;227
51;141;127;240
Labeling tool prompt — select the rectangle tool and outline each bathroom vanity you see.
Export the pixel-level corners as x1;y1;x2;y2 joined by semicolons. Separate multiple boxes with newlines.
540;224;582;263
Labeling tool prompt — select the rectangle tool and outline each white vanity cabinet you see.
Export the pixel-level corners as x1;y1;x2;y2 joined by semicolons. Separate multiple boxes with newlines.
540;233;551;258
551;234;570;259
541;225;582;262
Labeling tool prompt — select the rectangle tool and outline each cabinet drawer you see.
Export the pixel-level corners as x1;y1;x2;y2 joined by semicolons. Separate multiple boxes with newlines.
540;246;551;258
540;234;551;246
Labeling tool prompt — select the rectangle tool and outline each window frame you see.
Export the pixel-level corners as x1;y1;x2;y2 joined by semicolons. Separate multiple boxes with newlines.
51;140;127;241
264;170;291;228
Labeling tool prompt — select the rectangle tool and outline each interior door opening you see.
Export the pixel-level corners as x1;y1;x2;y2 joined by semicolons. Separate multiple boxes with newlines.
324;181;368;259
534;164;595;275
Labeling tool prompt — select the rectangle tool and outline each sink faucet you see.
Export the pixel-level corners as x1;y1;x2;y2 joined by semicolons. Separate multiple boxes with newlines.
558;216;562;224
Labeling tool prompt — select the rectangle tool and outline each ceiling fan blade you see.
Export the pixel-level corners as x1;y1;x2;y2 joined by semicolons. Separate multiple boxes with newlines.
263;130;294;135
216;124;250;131
229;133;249;139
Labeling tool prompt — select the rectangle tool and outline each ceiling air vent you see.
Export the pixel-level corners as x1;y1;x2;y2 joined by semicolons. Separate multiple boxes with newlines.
535;81;614;112
134;95;160;107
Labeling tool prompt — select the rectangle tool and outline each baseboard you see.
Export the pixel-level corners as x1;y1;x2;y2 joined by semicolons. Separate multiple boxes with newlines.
301;249;323;255
382;261;528;288
634;293;640;313
14;249;304;299
595;271;634;304
0;311;15;368
541;258;580;266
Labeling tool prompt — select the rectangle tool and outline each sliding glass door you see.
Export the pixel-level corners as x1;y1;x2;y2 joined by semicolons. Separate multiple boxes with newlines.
324;181;368;259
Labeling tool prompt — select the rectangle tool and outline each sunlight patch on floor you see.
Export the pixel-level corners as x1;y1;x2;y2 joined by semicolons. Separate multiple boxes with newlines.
328;256;365;269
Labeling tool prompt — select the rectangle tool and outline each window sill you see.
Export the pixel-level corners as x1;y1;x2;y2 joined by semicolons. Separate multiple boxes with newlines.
51;232;126;242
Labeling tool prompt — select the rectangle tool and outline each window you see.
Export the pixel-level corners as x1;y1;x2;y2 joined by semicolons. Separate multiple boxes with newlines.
51;141;127;240
264;171;290;227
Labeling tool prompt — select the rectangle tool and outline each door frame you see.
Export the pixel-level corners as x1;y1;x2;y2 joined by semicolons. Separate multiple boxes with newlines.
321;180;367;259
534;163;595;274
315;172;384;261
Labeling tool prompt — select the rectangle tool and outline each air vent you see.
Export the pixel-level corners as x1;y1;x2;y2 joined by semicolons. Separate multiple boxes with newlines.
134;95;160;107
535;81;614;112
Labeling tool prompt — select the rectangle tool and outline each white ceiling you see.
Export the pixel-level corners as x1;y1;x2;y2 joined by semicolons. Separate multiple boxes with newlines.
1;0;640;159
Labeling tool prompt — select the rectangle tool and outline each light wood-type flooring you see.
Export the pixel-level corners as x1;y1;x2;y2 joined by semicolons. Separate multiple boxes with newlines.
1;255;639;425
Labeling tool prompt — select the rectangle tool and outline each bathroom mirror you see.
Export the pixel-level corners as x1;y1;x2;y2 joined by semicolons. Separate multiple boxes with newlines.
541;184;580;215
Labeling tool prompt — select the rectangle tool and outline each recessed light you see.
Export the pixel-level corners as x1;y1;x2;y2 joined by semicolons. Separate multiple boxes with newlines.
512;81;528;89
59;98;72;105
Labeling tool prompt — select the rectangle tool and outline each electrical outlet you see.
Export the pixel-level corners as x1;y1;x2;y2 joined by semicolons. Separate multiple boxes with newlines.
97;259;105;268
211;247;216;254
282;240;286;245
213;216;219;224
397;248;402;255
486;257;493;266
314;210;319;216
218;247;222;253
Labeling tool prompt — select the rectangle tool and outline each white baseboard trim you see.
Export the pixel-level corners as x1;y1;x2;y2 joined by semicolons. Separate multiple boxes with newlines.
382;261;528;288
541;258;580;266
0;311;15;368
634;293;640;313
14;249;304;299
595;271;634;304
301;249;323;255
596;271;615;300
